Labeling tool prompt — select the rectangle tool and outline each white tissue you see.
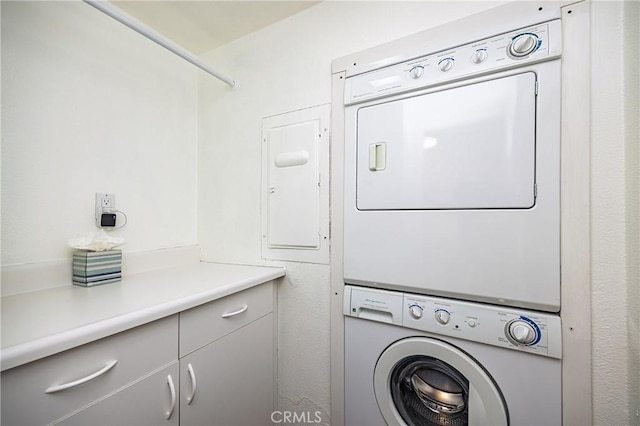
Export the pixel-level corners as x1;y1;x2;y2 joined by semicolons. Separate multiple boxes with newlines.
68;230;125;252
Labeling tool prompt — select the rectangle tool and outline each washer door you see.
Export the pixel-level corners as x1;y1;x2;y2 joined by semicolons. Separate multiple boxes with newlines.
374;337;508;426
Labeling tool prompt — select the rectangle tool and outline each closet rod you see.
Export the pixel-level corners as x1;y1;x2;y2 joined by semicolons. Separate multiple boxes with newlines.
83;0;236;87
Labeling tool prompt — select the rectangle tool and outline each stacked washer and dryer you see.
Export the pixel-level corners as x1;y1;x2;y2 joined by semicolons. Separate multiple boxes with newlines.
342;12;564;426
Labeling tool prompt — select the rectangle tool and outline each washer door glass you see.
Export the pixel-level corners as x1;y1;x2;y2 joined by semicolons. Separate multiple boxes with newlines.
391;355;469;425
374;337;508;426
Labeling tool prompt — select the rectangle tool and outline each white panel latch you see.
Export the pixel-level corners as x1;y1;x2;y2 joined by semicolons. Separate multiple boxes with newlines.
369;143;386;171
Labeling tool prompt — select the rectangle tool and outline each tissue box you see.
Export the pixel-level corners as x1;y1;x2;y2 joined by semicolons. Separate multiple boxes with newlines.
72;250;122;287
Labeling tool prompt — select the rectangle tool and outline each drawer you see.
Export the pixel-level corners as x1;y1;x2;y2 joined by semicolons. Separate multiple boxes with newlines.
1;315;177;426
179;281;273;356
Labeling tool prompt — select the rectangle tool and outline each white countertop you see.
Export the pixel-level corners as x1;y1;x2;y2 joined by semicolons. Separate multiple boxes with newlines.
1;262;285;371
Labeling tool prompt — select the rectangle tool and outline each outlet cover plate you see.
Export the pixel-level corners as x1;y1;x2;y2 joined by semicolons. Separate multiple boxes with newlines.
95;193;116;216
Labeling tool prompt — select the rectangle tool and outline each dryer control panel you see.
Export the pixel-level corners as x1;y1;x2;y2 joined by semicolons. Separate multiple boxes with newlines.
344;19;561;105
344;286;562;359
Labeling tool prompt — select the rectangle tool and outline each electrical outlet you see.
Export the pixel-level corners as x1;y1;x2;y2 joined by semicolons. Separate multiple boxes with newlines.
95;193;116;215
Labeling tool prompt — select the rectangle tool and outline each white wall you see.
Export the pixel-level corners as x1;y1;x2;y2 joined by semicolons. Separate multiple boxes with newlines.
197;1;504;422
1;1;198;268
590;1;640;423
623;1;640;420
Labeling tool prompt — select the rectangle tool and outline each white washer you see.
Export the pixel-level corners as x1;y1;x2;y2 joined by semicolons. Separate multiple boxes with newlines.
344;286;562;425
343;20;562;312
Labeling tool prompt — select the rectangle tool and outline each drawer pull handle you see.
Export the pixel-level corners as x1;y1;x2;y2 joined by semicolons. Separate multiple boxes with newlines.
221;304;248;318
187;363;197;405
166;374;177;420
45;360;118;394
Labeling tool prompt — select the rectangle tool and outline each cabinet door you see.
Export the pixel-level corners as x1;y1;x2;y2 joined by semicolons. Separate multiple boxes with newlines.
56;362;179;426
180;314;274;426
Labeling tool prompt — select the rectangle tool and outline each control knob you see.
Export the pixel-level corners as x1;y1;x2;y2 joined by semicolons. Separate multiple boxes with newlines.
409;65;424;79
471;49;488;64
437;58;454;72
508;33;539;58
434;309;450;325
507;320;538;345
409;305;423;319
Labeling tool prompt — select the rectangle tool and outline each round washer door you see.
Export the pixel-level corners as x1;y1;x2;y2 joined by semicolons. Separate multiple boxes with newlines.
374;337;508;426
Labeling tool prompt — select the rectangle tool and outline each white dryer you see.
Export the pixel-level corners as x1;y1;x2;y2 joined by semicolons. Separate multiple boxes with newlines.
343;286;562;425
343;20;562;312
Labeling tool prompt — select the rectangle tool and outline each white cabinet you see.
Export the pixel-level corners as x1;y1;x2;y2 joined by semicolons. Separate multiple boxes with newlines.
179;281;273;356
180;314;274;426
57;362;180;426
1;315;178;426
179;282;276;426
1;281;276;426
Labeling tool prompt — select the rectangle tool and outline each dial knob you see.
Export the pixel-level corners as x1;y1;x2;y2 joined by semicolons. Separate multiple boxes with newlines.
409;305;423;319
507;320;537;345
437;58;454;72
471;49;488;64
409;65;424;79
508;34;539;58
435;309;450;325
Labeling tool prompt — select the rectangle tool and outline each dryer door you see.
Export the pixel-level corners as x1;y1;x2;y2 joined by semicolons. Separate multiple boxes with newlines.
374;337;508;426
356;72;537;211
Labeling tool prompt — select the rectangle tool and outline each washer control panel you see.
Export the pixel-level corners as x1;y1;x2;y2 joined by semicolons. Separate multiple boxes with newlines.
344;285;562;359
345;19;561;105
403;292;562;358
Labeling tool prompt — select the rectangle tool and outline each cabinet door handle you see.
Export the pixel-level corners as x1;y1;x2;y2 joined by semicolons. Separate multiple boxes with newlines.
187;363;197;405
45;360;118;394
221;304;248;318
166;374;177;420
